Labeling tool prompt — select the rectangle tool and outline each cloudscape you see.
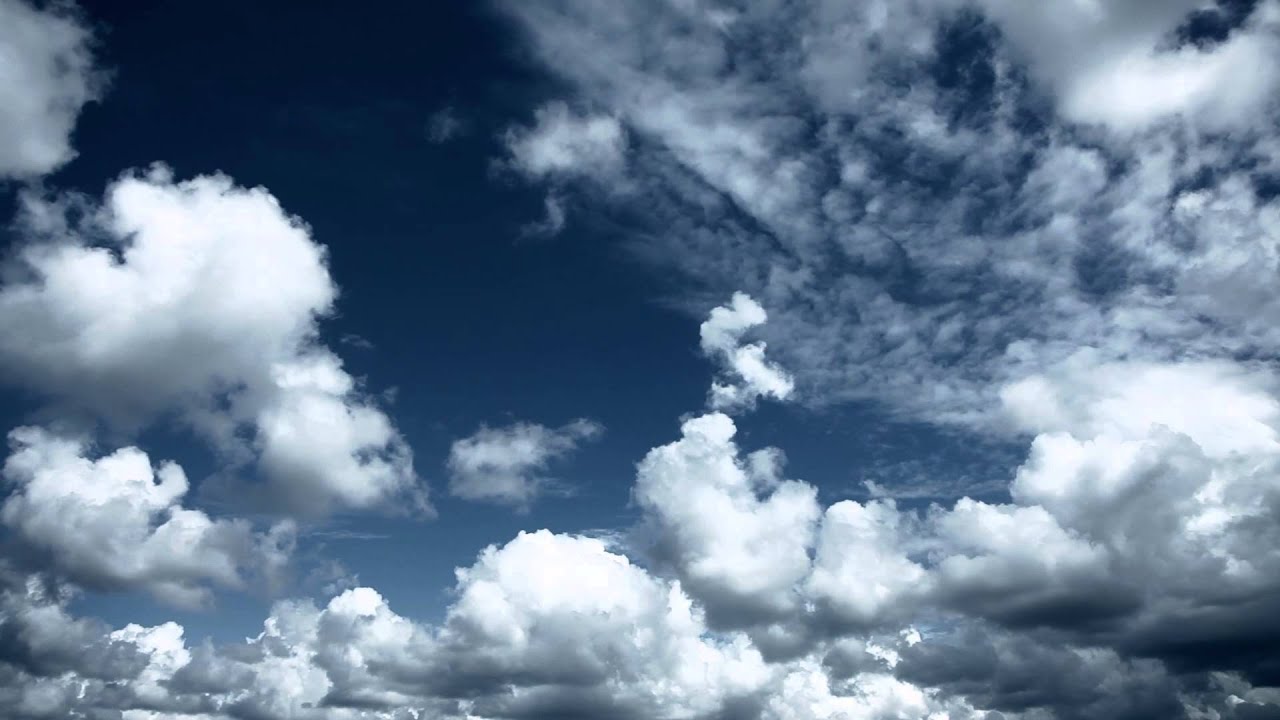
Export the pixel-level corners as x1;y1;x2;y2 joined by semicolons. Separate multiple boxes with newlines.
1;0;1279;718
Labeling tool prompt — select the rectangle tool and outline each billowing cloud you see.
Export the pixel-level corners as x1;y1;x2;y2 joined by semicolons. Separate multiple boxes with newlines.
0;0;102;178
0;0;1279;717
634;412;819;631
447;418;601;508
0;165;423;517
496;0;1280;438
980;0;1280;131
2;427;294;608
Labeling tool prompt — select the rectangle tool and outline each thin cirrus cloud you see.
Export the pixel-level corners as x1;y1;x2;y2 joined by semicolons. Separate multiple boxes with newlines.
0;0;1279;718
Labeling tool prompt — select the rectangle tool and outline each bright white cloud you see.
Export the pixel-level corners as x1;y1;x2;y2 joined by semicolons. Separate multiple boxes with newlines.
0;0;102;178
1;426;294;608
447;418;602;508
700;293;794;411
635;412;819;629
0;165;423;517
980;0;1280;131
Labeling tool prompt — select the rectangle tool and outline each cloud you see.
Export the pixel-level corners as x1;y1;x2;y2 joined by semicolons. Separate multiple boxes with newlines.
3;371;1279;717
0;1;1279;717
979;0;1280;131
496;0;1280;438
700;292;795;411
520;191;568;238
1;426;294;608
447;418;602;508
504;101;626;181
634;412;819;632
426;106;466;143
0;0;103;179
0;165;424;518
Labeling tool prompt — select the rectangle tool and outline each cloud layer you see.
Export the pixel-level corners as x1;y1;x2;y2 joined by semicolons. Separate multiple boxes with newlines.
1;0;1279;718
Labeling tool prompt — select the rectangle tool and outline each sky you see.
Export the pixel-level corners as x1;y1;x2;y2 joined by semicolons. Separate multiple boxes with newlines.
0;0;1278;718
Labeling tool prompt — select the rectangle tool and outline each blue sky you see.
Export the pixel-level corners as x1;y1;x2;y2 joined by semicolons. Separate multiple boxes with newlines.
1;1;1279;718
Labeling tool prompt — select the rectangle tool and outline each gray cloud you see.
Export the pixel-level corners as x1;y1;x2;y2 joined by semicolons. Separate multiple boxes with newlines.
447;418;602;509
0;166;425;519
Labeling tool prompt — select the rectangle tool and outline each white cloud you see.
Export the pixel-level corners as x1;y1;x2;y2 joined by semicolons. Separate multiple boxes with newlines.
447;418;601;508
700;293;795;411
1;426;294;608
495;0;1280;439
0;0;102;178
806;499;930;630
1;1;1280;717
504;101;626;180
0;165;423;517
635;412;820;628
980;0;1280;131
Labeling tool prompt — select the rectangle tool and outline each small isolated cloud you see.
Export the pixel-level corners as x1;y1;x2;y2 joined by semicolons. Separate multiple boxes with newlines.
0;0;103;178
700;293;794;412
504;101;626;180
426;105;466;143
447;418;602;509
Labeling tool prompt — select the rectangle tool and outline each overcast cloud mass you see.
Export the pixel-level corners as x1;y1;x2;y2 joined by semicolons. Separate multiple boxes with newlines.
0;0;1279;717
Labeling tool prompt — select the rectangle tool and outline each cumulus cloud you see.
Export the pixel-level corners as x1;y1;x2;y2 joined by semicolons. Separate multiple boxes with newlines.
700;293;795;411
3;363;1279;717
0;0;103;178
447;418;601;508
635;412;819;631
2;426;294;608
0;165;423;517
2;0;1280;717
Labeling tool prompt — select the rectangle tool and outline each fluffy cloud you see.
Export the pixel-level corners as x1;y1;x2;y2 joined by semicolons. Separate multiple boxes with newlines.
701;293;795;411
3;390;1279;718
0;166;423;517
0;0;102;178
503;101;628;236
496;0;1280;438
2;426;294;608
447;418;602;508
980;0;1280;131
635;412;819;632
